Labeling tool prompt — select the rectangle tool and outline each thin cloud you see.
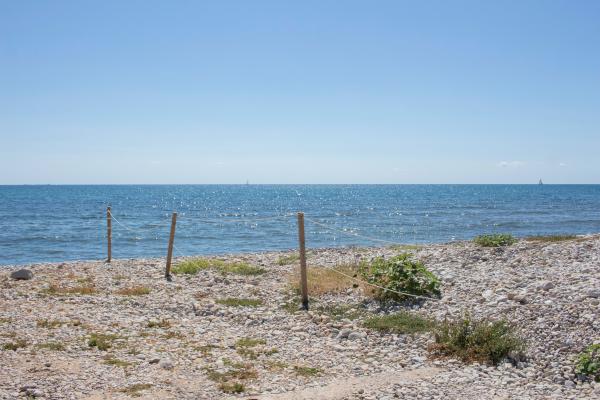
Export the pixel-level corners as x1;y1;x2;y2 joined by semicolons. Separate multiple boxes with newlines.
497;160;525;168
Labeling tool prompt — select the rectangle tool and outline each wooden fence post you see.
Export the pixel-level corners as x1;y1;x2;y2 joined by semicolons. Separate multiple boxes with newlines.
165;212;178;279
107;207;112;263
297;212;309;310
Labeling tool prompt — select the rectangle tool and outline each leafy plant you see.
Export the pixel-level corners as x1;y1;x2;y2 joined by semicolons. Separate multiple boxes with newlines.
473;234;517;247
358;254;440;301
575;344;600;382
430;316;525;365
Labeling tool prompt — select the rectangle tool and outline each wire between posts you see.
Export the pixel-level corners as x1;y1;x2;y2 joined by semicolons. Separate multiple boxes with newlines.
108;211;171;236
305;217;402;245
182;213;295;225
324;265;442;302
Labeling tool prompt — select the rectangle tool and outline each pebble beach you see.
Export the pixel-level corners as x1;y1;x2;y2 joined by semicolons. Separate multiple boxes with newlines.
1;236;599;399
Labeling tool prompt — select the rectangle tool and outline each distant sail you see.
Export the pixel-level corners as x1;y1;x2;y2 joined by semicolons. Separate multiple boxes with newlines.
539;179;543;185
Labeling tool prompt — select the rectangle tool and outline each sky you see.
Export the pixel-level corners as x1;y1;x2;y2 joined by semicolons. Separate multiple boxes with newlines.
1;1;599;184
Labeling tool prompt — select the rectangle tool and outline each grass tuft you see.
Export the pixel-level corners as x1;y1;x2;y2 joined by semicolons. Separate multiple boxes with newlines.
172;258;265;276
44;284;97;296
118;383;152;397
104;357;132;367
277;253;300;266
294;365;321;377
147;319;171;329
2;339;27;351
429;316;525;365
288;264;360;296
36;319;64;329
525;234;578;242
115;286;151;296
216;298;263;307
363;312;434;334
205;360;257;393
36;341;65;351
88;333;119;351
473;234;517;247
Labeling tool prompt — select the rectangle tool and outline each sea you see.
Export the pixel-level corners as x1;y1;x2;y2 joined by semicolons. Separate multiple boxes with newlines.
1;184;600;265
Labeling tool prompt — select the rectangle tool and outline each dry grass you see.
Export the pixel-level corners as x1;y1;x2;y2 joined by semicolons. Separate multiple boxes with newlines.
44;284;97;296
525;234;580;242
288;264;365;296
115;286;151;296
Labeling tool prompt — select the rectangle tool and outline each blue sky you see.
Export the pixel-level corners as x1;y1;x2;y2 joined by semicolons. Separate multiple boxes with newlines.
1;1;599;184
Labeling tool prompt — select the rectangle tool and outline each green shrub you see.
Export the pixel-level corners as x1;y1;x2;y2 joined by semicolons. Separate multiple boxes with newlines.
575;344;600;382
216;298;263;307
363;312;434;334
473;234;516;247
358;254;440;301
430;316;525;365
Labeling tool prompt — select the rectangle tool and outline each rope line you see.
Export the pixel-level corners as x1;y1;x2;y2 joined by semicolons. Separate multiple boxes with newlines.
305;217;402;245
109;211;170;235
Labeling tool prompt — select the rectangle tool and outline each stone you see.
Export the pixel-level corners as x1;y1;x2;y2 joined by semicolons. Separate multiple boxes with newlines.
159;359;173;370
10;269;33;280
540;281;554;291
586;290;600;298
336;328;352;339
348;332;362;341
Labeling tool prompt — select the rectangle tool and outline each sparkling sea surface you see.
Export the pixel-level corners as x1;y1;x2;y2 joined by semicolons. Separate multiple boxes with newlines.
1;184;600;265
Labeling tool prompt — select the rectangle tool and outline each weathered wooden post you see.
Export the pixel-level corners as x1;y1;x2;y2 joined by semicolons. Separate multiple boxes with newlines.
297;212;309;310
165;212;178;279
106;207;112;263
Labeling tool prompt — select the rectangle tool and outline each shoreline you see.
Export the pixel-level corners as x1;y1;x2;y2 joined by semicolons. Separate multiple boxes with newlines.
1;236;599;399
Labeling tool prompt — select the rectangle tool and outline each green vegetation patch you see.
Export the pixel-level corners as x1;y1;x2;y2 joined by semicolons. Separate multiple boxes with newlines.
172;258;265;276
525;234;578;242
363;312;434;334
36;341;65;351
473;234;517;247
44;284;97;296
358;253;440;302
2;339;27;351
147;319;171;328
430;316;525;365
115;286;151;296
293;365;321;377
277;253;300;266
118;383;152;397
575;344;600;382
205;359;257;394
88;333;120;351
216;298;263;307
37;319;64;329
104;357;132;368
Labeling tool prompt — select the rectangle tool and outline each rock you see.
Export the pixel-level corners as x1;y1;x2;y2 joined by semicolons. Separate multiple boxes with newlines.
540;281;554;291
148;358;160;364
10;269;33;280
336;328;352;339
586;290;600;298
159;359;173;370
348;332;362;341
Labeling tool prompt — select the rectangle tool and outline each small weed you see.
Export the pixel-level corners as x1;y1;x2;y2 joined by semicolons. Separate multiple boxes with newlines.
474;234;517;247
195;344;219;356
0;317;12;324
265;360;288;371
147;319;171;328
118;383;152;396
36;342;65;351
429;316;525;365
216;298;263;307
2;339;27;351
575;344;600;382
236;338;266;348
294;365;321;377
162;331;185;340
116;286;150;296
